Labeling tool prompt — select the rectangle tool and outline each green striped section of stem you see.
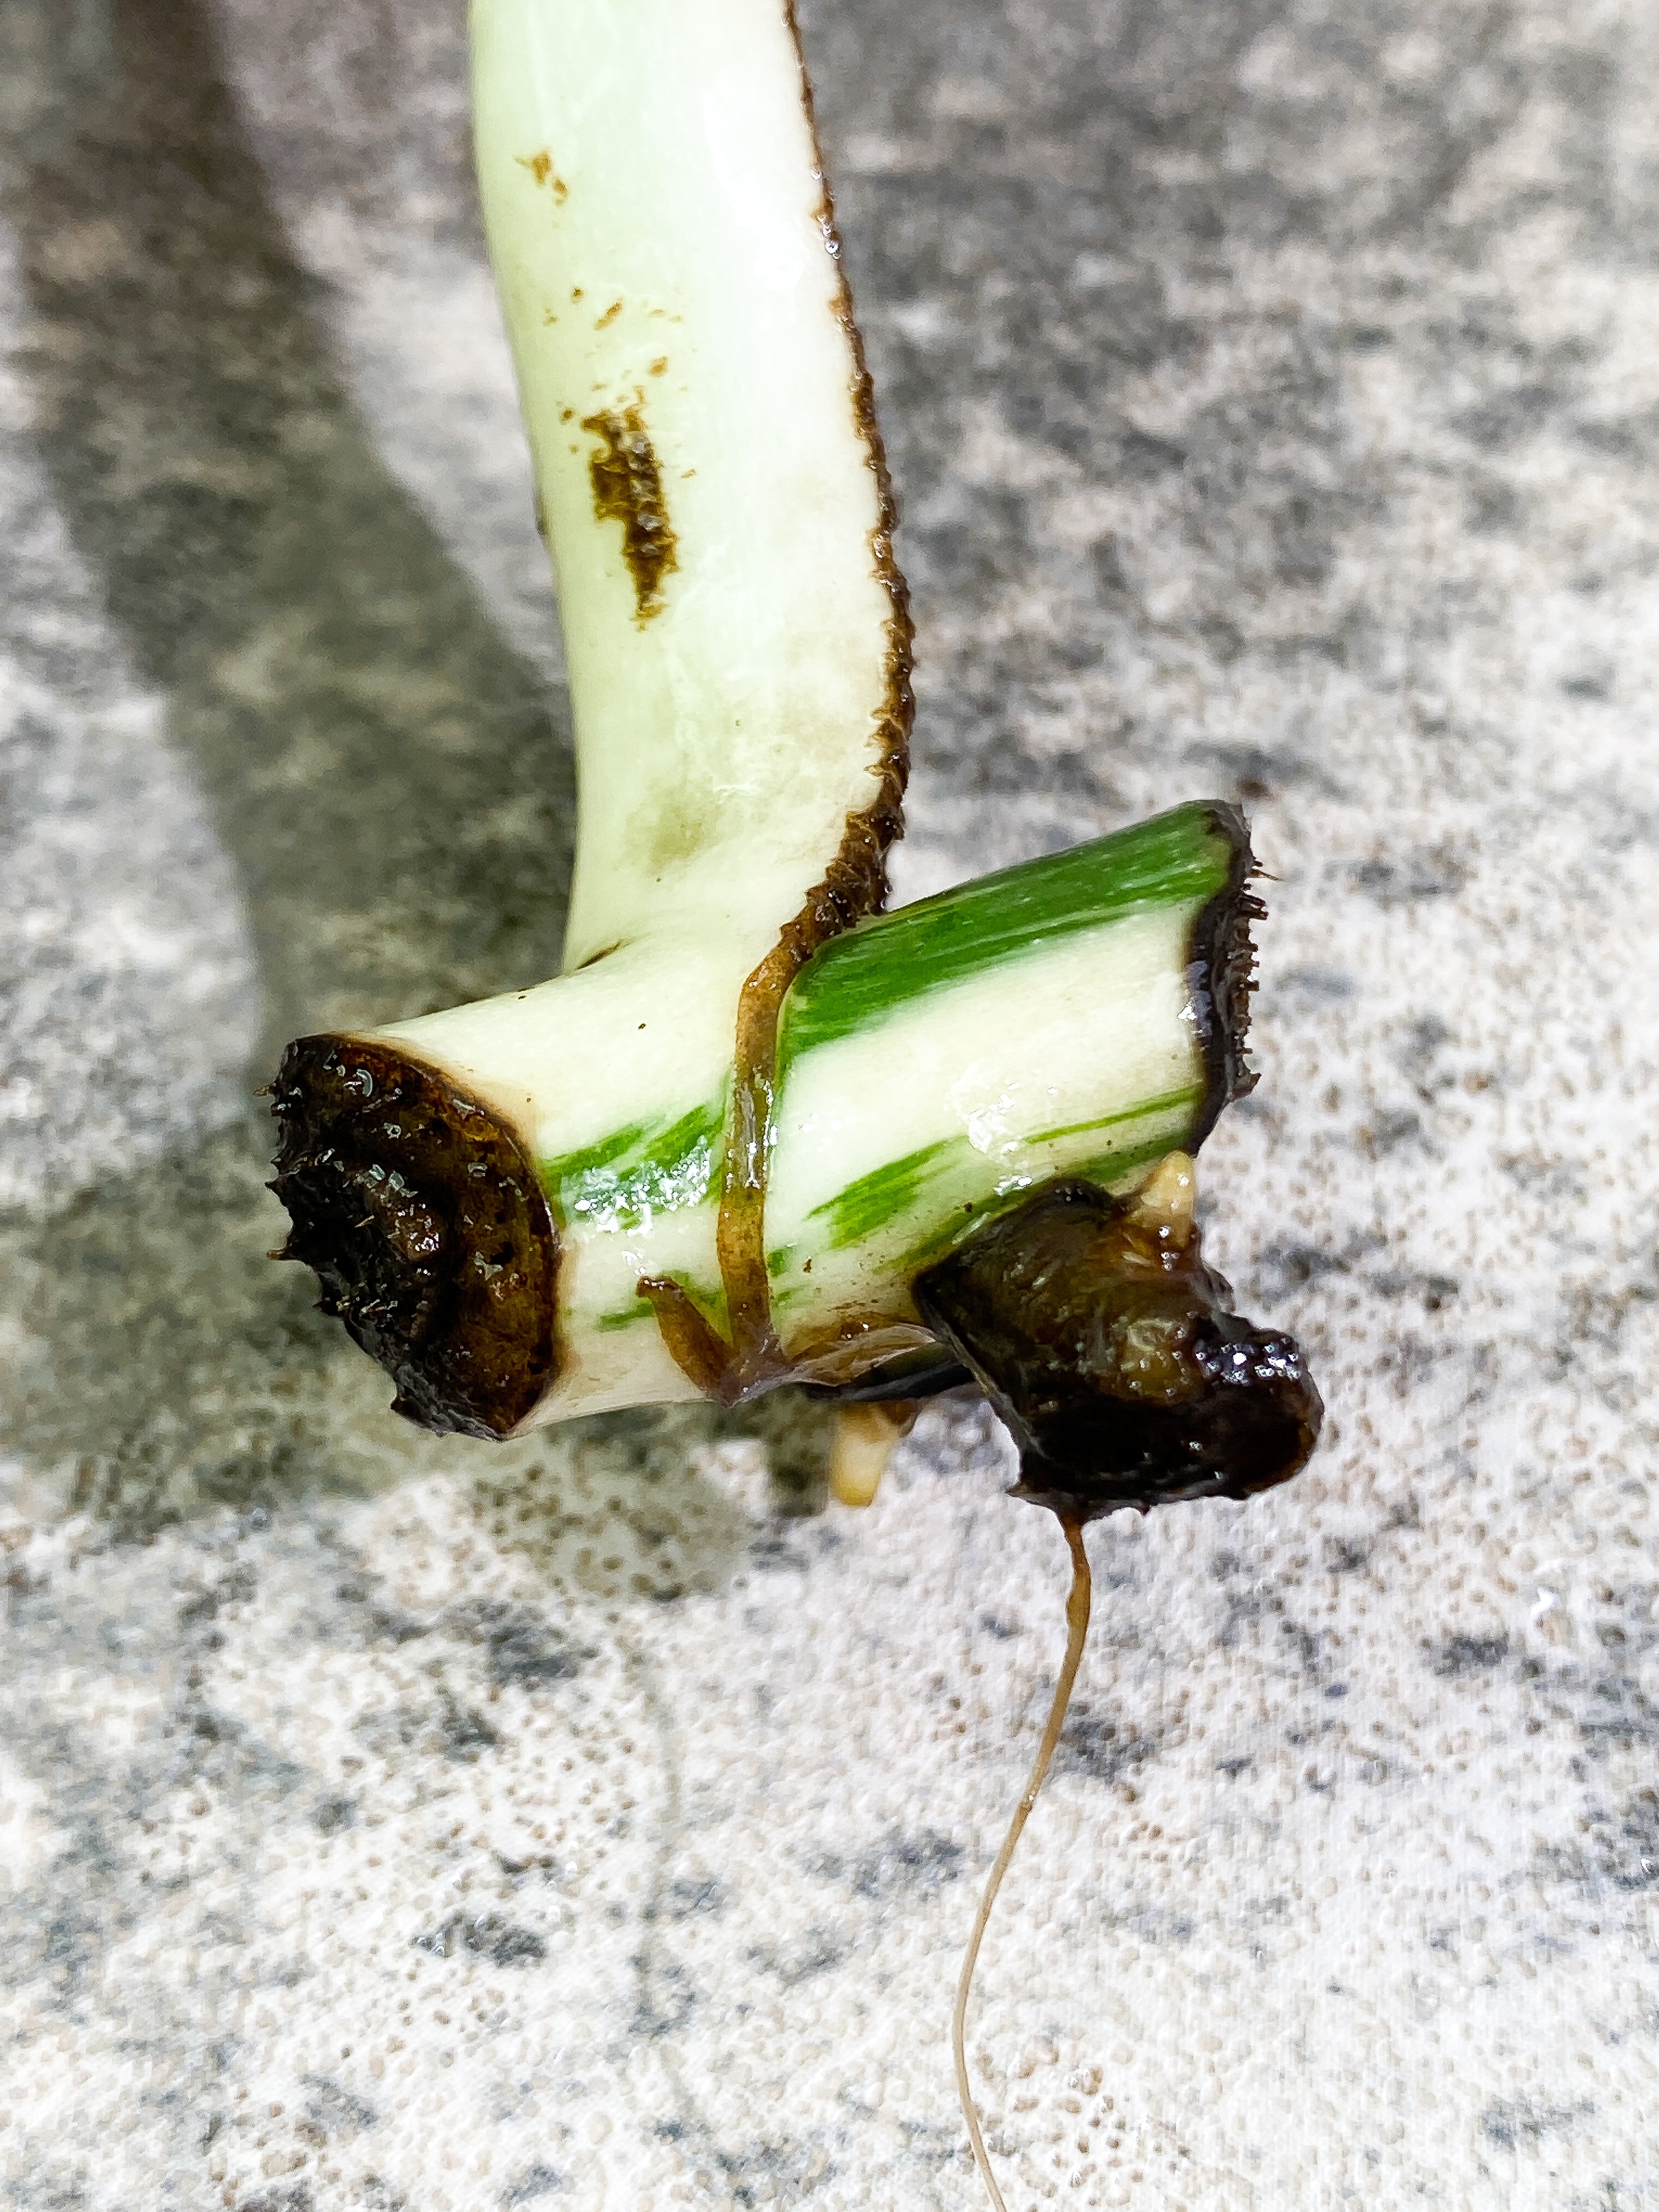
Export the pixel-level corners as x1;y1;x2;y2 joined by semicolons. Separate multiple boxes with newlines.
477;800;1252;1409
777;802;1237;1068
763;806;1248;1356
595;1280;729;1336
541;1094;725;1234
774;1082;1204;1270
768;1100;1203;1317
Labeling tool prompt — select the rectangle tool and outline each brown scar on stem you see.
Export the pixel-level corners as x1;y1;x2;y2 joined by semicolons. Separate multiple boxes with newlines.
650;356;669;375
639;1;912;1404
516;150;568;201
581;397;680;622
595;298;623;329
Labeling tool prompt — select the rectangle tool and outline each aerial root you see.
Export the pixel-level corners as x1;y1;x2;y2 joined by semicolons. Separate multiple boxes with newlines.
952;1513;1093;2212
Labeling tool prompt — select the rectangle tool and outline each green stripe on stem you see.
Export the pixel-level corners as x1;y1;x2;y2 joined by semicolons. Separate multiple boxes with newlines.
797;1082;1205;1255
777;802;1236;1066
543;1094;725;1233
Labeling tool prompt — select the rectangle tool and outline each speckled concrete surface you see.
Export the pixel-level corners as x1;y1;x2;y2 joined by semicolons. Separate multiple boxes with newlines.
2;2;1657;2207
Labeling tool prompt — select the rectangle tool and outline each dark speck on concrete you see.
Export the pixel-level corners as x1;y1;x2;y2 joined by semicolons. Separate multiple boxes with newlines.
1352;848;1471;907
449;1599;591;1689
809;1829;964;1901
1060;1712;1161;1785
504;2166;565;2204
414;1914;548;1967
437;1692;501;1762
1279;967;1355;1001
654;1878;730;1922
1429;1634;1510;1678
1324;1537;1371;1575
751;1927;848;1988
302;2076;377;2139
1478;2097;1593;2150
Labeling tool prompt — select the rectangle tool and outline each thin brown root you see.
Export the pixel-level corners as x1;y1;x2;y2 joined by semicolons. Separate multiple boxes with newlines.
952;1513;1093;2212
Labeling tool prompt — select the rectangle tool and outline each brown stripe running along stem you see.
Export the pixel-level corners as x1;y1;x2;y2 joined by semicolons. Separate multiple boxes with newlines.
953;1512;1093;2211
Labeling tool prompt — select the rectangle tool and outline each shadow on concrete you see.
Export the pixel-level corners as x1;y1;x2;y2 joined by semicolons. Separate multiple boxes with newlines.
0;0;781;1542
7;0;576;1055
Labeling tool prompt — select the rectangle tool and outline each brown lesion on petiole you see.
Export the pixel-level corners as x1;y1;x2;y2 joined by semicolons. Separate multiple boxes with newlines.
582;396;680;622
516;148;568;201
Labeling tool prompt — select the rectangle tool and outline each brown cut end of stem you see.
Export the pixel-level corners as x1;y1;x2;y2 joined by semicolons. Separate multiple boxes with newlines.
953;1513;1093;2212
915;1174;1323;1517
269;1035;560;1437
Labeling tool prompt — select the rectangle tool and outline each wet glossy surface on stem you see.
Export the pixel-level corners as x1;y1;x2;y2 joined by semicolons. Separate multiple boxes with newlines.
915;1177;1322;1519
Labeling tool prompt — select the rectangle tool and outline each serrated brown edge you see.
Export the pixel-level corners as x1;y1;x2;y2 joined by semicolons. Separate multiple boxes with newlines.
269;1035;559;1438
1187;801;1264;1149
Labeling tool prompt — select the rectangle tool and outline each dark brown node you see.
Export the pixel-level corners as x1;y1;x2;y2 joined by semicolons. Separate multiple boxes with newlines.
914;1178;1322;1520
269;1036;559;1438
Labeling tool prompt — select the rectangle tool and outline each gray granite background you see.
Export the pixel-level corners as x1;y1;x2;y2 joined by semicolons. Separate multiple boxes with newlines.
2;1;1657;2207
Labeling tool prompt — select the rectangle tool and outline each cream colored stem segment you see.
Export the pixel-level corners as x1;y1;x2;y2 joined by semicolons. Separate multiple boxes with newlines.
953;1517;1093;2212
471;0;897;977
